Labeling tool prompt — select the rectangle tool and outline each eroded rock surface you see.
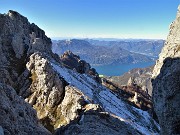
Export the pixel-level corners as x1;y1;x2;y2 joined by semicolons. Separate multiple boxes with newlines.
0;10;55;88
60;50;100;82
0;10;160;135
152;5;180;135
107;66;154;96
0;10;58;134
55;105;142;135
0;83;51;135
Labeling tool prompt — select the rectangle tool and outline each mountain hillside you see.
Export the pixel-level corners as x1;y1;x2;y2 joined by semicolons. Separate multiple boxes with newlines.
52;39;153;65
86;39;164;58
152;5;180;135
107;66;153;96
0;10;159;135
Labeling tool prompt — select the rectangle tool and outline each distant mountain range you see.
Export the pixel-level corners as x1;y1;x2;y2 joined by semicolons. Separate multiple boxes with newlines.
52;39;158;65
86;39;165;57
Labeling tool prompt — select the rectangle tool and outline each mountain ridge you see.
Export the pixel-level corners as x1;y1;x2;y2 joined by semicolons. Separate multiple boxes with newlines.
52;39;153;65
0;10;159;135
152;5;180;135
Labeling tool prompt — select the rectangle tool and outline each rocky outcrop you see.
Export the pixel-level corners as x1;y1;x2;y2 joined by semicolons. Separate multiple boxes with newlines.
55;105;142;135
15;52;68;133
60;50;100;82
60;51;97;74
0;10;160;135
107;66;153;96
0;10;57;88
152;5;180;135
0;10;59;134
102;77;152;111
0;83;51;135
52;64;160;135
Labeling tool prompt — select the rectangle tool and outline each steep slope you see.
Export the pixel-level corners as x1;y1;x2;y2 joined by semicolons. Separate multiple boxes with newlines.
60;50;100;82
0;10;54;135
152;5;180;135
108;66;154;96
52;63;159;135
0;10;159;135
0;83;51;135
52;39;152;65
100;77;152;111
0;10;58;88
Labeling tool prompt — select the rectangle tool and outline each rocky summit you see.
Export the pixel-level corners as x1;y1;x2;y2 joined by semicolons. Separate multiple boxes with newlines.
0;10;160;135
152;5;180;135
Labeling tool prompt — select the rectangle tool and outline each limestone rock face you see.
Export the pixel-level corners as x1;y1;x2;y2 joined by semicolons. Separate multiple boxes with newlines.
60;51;99;78
108;66;153;96
0;10;53;88
0;83;51;135
152;5;180;135
152;5;180;78
0;10;160;135
19;52;88;133
55;106;142;135
0;10;58;134
18;52;67;132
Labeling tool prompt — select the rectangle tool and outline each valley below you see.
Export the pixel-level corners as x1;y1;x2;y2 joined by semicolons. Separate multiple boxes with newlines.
0;3;179;135
52;39;163;66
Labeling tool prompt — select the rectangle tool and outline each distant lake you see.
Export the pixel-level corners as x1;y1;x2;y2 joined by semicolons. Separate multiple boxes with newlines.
92;62;155;76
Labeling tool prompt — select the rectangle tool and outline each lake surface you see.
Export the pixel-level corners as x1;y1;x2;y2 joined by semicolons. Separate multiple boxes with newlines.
92;62;155;76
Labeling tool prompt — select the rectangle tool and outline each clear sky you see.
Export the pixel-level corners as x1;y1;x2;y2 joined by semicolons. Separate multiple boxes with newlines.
0;0;179;39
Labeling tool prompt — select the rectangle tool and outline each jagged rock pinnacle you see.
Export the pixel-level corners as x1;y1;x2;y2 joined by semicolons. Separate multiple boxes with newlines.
152;5;180;135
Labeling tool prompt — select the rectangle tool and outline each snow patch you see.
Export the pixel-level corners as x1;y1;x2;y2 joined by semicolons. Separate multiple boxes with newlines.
52;62;159;135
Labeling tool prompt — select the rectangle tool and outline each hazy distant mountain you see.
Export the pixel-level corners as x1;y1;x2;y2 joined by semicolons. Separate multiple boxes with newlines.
52;39;153;65
0;10;159;135
86;39;164;58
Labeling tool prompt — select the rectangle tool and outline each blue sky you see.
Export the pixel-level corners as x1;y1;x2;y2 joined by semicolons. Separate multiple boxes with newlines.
0;0;179;39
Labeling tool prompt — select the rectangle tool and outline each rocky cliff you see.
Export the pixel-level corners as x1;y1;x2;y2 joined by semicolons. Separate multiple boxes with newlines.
0;10;159;135
107;66;154;96
60;50;100;82
152;5;180;135
0;83;51;135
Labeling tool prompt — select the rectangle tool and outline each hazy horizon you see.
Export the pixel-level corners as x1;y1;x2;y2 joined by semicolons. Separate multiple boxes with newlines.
0;0;179;39
50;36;166;41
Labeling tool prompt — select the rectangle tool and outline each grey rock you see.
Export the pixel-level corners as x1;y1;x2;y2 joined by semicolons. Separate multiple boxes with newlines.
152;58;180;135
22;53;66;132
107;66;153;96
52;63;160;134
0;126;4;135
0;10;53;88
55;107;142;135
0;10;58;134
152;5;180;135
0;10;160;135
0;83;51;135
60;50;100;82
